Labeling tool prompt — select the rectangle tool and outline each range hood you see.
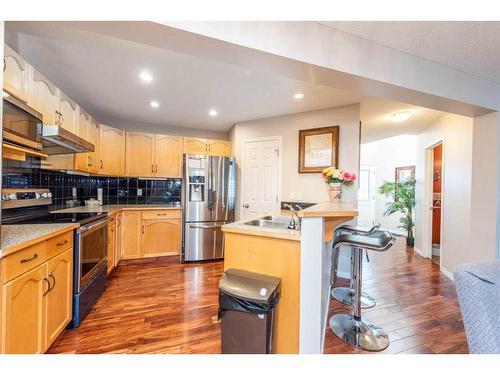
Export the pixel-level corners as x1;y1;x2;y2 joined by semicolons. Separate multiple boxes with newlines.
42;125;95;155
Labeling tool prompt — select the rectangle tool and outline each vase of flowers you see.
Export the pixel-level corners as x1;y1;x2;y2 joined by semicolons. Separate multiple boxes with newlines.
321;167;357;202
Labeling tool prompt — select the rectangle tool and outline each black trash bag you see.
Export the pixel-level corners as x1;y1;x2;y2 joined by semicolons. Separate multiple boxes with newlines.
218;291;280;320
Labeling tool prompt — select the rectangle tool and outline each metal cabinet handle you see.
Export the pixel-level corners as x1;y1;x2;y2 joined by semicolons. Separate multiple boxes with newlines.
243;204;249;208
20;253;38;264
151;164;154;173
100;160;103;170
155;165;158;173
56;239;68;247
48;272;56;291
3;58;6;72
43;277;51;296
142;225;145;234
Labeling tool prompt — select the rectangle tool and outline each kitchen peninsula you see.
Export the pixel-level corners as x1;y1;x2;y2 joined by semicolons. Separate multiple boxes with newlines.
222;202;358;354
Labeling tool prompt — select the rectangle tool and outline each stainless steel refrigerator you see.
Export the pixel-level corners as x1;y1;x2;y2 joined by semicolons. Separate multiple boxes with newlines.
182;154;236;261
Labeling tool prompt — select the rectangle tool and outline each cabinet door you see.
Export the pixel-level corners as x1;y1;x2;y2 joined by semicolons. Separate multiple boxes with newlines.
2;263;48;354
183;137;208;155
115;213;122;267
120;211;142;259
125;132;155;177
99;124;125;176
208;140;231;157
155;135;183;178
74;109;91;172
107;217;116;274
28;67;58;124
3;45;29;102
45;249;73;348
87;120;100;174
142;219;181;257
58;92;78;134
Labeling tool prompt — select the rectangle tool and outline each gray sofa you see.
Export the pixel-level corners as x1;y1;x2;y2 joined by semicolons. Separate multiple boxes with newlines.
454;260;500;354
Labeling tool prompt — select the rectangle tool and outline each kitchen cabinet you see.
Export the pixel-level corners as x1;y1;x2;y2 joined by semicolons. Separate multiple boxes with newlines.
0;228;75;354
119;209;182;260
115;213;122;268
87;120;100;174
28;67;58;124
99;124;126;176
3;45;29;102
74;109;92;172
155;135;183;177
125;132;155;177
142;219;181;257
107;215;116;274
57;91;78;134
1;263;47;354
184;137;231;157
125;133;183;178
120;211;142;260
208;139;231;157
45;249;73;348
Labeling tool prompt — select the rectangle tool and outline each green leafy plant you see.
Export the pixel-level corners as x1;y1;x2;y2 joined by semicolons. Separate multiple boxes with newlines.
378;178;416;243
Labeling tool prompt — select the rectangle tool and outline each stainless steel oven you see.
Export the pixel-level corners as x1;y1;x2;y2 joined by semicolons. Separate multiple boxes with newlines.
2;92;43;150
75;216;110;292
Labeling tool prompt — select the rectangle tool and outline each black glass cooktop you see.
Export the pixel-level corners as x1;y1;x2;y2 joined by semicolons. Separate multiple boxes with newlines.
3;212;107;225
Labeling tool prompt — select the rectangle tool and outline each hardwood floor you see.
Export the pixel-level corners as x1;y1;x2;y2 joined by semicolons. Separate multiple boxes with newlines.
324;238;468;354
48;238;467;354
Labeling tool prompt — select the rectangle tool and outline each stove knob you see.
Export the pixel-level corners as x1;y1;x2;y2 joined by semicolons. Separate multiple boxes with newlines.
35;192;41;199
8;193;17;200
1;194;9;201
47;192;52;198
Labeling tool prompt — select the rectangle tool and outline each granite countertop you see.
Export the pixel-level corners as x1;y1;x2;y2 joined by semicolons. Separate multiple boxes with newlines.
1;223;79;258
222;210;300;242
52;203;182;215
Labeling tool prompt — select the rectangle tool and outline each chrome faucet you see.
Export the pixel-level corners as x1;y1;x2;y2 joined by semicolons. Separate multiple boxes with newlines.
284;203;302;231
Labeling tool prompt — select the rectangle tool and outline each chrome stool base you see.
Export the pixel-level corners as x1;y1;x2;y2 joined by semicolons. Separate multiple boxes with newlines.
331;287;376;309
329;313;389;352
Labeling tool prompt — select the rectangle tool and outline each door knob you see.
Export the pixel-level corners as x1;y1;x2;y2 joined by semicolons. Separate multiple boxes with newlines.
243;204;249;208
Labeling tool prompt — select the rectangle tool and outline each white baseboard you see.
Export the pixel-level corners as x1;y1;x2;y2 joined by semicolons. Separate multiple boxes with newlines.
440;267;454;281
414;247;427;258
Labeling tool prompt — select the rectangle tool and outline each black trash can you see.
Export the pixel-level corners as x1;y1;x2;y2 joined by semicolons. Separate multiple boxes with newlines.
218;268;281;354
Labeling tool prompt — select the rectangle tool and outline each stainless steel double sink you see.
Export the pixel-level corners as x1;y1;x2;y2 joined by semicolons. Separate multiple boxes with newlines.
244;215;293;230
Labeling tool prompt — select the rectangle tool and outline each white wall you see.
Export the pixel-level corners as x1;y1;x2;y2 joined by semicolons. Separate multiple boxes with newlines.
361;135;417;233
415;113;474;273
230;104;360;219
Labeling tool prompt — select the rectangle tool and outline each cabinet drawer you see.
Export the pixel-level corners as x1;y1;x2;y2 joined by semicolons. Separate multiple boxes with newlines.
141;210;181;220
3;242;47;283
47;231;74;259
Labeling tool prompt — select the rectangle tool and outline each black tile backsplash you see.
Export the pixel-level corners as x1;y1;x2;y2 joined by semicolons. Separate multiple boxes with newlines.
2;156;182;209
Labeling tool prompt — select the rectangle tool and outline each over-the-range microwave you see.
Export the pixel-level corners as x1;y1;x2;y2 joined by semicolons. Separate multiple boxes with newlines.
2;92;43;151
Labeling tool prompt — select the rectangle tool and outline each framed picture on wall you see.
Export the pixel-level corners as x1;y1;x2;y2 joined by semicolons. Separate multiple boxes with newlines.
395;165;415;182
298;126;339;173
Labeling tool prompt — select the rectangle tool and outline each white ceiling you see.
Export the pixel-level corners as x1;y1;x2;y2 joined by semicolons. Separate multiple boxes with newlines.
360;97;444;144
5;21;363;133
319;21;500;84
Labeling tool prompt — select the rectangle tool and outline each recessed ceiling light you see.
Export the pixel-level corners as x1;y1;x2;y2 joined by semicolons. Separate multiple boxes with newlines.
209;109;218;117
149;101;159;108
392;111;412;122
294;92;304;100
139;71;153;82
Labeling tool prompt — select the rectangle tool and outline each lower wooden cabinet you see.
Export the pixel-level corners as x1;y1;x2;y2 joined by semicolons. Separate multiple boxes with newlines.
107;214;116;274
1;248;73;354
45;250;73;348
119;209;181;260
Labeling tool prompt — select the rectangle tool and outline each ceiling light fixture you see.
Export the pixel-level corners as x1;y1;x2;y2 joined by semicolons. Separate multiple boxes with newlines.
294;92;304;100
139;71;153;82
209;109;218;117
149;101;159;108
392;111;412;122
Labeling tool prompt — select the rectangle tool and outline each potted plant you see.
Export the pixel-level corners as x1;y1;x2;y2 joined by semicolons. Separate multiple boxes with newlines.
321;167;357;202
378;178;416;247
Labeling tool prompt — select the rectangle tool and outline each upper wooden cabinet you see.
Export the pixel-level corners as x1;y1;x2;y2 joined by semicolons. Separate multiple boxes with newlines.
99;124;125;176
125;133;183;178
57;92;78;134
87;120;100;174
125;132;155;177
28;67;58;124
184;137;231;157
3;45;29;102
74;109;92;172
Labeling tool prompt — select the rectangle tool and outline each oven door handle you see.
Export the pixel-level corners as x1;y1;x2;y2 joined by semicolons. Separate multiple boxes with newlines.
78;216;111;233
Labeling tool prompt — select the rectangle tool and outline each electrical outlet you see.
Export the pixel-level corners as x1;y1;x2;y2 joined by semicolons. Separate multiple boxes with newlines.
137;189;142;196
72;188;77;197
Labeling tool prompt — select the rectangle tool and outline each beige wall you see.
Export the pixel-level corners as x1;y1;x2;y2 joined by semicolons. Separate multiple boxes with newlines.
230;104;360;219
415;113;474;273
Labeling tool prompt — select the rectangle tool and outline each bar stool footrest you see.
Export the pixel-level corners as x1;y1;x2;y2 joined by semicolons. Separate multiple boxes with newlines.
331;287;376;309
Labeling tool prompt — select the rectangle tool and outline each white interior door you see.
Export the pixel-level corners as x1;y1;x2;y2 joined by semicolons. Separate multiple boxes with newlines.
241;138;280;219
357;164;376;227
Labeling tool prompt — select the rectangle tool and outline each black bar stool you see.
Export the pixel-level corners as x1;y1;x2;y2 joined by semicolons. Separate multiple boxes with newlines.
331;224;379;309
329;230;395;351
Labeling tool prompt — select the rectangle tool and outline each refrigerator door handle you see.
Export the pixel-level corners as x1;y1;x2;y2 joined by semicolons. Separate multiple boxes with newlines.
189;224;222;230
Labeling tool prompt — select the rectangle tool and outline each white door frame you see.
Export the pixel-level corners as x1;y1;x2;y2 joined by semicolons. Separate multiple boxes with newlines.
423;137;445;270
240;136;283;218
